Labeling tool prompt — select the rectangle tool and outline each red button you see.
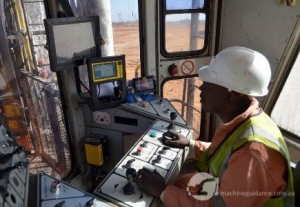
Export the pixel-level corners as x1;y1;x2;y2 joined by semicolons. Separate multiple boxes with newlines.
172;68;178;75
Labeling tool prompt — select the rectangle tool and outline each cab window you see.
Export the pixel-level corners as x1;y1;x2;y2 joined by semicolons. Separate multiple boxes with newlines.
271;46;300;162
161;0;209;57
69;0;141;81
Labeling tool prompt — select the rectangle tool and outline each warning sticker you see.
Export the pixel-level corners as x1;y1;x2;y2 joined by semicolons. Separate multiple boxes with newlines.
180;59;195;75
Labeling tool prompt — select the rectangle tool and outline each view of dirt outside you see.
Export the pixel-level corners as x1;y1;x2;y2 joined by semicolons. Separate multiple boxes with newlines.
112;22;203;138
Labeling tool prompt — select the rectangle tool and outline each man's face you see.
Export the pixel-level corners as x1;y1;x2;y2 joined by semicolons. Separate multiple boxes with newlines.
199;82;229;114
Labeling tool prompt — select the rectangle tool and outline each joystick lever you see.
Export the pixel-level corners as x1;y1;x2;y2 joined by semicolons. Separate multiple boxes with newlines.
123;168;137;195
126;168;137;182
122;159;135;169
168;112;177;130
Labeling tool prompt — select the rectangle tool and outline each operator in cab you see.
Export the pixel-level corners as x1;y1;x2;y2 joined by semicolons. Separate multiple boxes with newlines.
136;46;295;207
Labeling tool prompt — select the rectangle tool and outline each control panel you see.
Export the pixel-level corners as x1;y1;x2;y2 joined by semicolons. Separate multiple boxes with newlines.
36;172;111;207
122;98;187;126
93;119;191;207
0;122;30;207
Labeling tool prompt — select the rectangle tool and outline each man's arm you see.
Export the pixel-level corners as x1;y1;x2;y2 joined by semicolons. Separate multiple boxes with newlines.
161;142;287;207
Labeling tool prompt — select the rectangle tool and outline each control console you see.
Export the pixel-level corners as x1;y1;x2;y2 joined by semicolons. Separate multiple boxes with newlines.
36;172;111;207
93;119;192;207
0;122;30;207
122;98;187;126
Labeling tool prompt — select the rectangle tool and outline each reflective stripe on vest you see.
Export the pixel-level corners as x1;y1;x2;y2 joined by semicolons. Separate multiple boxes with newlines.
197;112;295;207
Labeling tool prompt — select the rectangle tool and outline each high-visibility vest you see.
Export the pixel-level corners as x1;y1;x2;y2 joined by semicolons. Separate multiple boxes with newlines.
197;111;295;207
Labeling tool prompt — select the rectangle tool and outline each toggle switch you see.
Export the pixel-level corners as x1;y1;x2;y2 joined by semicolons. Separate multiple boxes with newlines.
140;141;148;148
122;159;135;169
51;180;60;194
168;112;177;130
158;99;164;106
164;109;171;114
152;155;162;164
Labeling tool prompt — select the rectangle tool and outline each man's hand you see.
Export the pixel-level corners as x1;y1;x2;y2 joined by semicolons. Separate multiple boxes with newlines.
136;168;166;197
163;129;190;148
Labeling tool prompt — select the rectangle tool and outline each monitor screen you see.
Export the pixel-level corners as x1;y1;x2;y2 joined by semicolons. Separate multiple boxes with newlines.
133;77;155;93
44;16;100;72
93;63;117;79
88;55;125;84
53;22;97;65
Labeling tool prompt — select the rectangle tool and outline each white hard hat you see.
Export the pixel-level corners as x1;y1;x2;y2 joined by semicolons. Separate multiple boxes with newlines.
198;46;271;96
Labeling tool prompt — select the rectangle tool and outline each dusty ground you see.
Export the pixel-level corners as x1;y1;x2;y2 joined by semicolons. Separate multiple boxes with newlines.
112;22;203;138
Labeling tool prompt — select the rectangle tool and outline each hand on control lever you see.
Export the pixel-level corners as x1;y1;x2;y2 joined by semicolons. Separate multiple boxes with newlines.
136;168;166;197
162;129;190;148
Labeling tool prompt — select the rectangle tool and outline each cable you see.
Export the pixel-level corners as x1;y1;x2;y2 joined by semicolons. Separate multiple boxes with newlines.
79;79;90;92
97;84;101;97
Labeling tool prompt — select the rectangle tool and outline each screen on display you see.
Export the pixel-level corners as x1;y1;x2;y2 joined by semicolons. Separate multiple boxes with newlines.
44;16;100;72
93;63;117;79
133;77;155;93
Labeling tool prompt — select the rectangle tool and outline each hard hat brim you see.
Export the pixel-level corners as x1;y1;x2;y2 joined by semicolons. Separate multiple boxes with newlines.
198;66;214;84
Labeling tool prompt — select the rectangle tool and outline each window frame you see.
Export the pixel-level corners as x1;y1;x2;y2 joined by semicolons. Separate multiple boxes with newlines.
160;0;211;58
270;44;300;142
